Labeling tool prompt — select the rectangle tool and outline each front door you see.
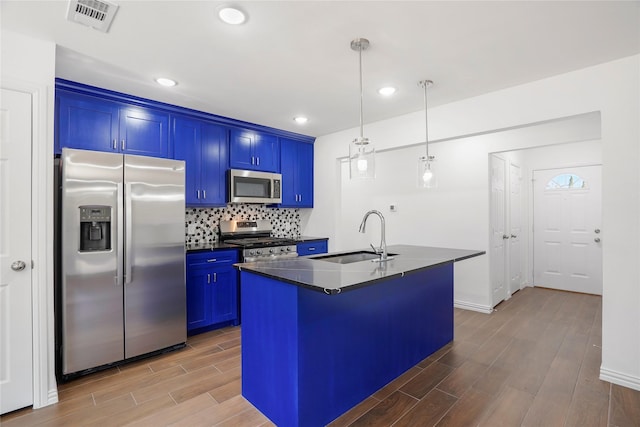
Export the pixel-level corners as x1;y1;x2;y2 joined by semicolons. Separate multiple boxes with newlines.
0;88;34;413
533;166;602;295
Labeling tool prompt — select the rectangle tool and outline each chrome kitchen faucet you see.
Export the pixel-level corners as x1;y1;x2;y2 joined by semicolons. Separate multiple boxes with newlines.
359;210;393;262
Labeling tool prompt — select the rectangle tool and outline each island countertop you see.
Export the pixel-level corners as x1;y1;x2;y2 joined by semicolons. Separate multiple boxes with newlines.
235;244;485;294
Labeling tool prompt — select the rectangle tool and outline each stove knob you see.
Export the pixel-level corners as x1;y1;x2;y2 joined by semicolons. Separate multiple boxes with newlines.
286;247;292;252
269;248;276;254
256;249;262;255
248;250;255;256
281;247;288;253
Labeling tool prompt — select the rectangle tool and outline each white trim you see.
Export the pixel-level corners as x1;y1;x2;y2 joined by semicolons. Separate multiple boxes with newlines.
454;300;493;314
32;82;58;408
600;367;640;392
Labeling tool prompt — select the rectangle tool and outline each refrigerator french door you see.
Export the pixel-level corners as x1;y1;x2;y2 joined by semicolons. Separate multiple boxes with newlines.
60;148;186;376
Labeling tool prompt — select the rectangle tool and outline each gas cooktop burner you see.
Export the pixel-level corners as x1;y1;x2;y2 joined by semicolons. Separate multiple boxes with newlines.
218;220;299;261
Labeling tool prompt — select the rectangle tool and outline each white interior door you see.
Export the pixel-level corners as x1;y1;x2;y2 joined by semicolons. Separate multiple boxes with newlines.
509;163;523;294
0;88;34;413
490;155;507;306
533;166;602;295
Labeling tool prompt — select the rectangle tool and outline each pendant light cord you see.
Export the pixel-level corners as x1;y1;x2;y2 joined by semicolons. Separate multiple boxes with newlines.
358;44;364;139
423;80;430;158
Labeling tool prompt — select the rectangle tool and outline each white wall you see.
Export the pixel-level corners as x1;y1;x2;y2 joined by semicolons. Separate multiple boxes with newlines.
1;30;58;406
306;55;640;391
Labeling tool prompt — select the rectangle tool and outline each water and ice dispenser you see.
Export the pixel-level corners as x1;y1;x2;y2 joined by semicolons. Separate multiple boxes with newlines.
79;206;111;252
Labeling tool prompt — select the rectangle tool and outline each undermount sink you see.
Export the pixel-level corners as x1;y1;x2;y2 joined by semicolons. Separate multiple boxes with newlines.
314;251;397;264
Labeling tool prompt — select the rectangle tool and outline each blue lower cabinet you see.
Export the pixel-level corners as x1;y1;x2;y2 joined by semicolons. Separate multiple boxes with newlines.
186;249;239;334
297;240;328;256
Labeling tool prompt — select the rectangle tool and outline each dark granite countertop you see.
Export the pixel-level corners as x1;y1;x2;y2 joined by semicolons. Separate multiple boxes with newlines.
186;241;241;252
235;244;485;294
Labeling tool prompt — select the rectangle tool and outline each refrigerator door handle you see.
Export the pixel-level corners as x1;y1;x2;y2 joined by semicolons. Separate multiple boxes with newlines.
116;182;124;287
125;182;133;285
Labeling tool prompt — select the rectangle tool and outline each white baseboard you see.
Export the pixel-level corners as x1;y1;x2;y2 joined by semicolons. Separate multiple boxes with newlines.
46;388;59;407
600;367;640;392
454;300;493;314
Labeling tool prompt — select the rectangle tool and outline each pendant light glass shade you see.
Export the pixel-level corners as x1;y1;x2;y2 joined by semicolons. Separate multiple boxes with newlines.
417;155;437;188
417;79;437;188
350;137;375;179
349;38;375;179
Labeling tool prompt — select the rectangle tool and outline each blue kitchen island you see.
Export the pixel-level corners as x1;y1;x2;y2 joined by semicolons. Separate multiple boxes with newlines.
236;245;484;427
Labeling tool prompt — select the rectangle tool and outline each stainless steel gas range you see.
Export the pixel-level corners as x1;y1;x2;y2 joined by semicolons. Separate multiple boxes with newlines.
219;220;298;262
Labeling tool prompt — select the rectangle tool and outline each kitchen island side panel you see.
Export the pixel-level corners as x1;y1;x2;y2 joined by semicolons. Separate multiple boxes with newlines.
241;263;454;427
241;273;301;427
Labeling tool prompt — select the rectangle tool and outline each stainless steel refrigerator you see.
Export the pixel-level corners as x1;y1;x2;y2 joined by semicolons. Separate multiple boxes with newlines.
59;148;186;376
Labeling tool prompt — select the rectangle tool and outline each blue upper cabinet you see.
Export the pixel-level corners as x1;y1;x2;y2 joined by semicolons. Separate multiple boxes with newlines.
173;116;228;207
56;89;170;158
57;91;119;153
280;138;314;207
119;107;170;157
229;128;280;172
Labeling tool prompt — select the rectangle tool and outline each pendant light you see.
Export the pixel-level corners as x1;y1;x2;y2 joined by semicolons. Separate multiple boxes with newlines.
417;79;437;188
349;38;375;179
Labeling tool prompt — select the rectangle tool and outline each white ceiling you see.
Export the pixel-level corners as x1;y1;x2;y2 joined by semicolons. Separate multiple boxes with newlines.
2;1;639;138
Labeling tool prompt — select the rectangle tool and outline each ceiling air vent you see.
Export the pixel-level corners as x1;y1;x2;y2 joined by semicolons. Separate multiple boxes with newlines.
66;0;119;33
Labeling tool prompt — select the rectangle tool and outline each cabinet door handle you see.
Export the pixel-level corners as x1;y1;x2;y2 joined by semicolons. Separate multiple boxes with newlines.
256;157;260;166
251;156;255;165
112;139;117;150
121;140;125;151
207;259;217;263
197;190;201;199
213;272;217;283
207;273;211;284
202;190;206;199
308;247;315;251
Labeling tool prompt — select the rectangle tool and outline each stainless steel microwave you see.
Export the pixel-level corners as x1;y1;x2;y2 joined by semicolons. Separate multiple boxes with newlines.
227;169;282;204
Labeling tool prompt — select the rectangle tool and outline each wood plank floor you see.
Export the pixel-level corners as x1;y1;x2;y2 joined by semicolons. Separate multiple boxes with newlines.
3;287;640;426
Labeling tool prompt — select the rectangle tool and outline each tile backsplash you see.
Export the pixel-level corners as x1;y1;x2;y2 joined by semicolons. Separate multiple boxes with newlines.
185;204;300;244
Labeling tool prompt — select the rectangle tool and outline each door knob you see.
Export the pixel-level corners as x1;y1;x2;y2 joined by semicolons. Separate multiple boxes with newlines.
11;260;26;271
511;234;517;239
594;229;601;234
594;237;601;243
502;234;509;240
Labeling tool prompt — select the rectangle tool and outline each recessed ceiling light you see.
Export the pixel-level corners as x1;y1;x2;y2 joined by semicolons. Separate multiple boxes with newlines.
155;77;177;87
293;116;308;124
218;7;246;25
378;86;397;96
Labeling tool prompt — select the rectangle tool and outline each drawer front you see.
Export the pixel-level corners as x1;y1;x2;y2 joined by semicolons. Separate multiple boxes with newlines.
297;240;328;256
187;249;239;268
